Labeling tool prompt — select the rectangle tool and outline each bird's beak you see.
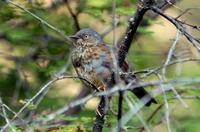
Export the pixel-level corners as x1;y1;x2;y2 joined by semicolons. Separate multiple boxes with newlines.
69;35;79;42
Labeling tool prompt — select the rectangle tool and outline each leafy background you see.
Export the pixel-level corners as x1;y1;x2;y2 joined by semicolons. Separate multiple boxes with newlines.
0;0;200;131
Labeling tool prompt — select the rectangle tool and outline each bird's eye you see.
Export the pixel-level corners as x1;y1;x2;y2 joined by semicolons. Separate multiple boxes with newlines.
84;35;89;39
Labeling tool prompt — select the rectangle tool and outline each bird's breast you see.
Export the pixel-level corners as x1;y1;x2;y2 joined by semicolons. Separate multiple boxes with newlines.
71;45;114;90
72;47;95;72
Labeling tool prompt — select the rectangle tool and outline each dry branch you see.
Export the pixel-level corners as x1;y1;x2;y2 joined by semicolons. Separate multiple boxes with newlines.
150;6;200;51
117;0;154;67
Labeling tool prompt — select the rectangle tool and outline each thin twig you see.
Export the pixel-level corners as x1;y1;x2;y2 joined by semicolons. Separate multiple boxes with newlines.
169;95;200;100
65;0;80;31
34;77;200;124
141;58;200;78
119;58;200;79
162;30;187;107
139;104;164;132
125;95;151;132
150;6;200;51
0;98;16;132
147;104;164;123
157;74;171;132
1;75;97;131
175;7;200;19
5;0;70;42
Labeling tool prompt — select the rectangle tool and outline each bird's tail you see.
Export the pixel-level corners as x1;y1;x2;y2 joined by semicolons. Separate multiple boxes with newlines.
123;74;157;106
120;61;157;106
131;87;157;106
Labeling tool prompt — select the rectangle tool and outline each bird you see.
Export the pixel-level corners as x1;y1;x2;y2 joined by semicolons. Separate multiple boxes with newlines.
69;28;157;107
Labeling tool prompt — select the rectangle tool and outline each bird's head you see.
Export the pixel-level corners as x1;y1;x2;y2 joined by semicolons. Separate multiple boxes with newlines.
69;28;103;47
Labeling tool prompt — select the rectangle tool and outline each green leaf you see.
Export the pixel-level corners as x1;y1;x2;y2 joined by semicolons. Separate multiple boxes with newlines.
86;0;108;8
116;7;135;15
19;99;37;110
138;27;154;35
6;28;32;41
83;8;102;17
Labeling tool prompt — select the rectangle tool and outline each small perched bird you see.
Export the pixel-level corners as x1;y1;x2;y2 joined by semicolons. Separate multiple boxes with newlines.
69;28;157;106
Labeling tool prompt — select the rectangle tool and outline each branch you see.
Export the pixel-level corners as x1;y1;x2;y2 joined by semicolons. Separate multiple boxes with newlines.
34;58;199;129
139;104;164;132
65;0;80;31
119;58;200;79
141;58;200;78
1;75;97;131
150;6;200;51
169;95;200;100
33;76;200;125
93;96;107;132
175;7;200;19
117;0;155;67
161;30;187;108
117;91;123;132
5;0;70;42
0;98;15;132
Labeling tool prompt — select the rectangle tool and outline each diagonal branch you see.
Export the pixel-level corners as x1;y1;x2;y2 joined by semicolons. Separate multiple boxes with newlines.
5;0;70;42
65;0;80;31
0;98;15;132
150;6;200;51
117;0;155;67
1;75;97;131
